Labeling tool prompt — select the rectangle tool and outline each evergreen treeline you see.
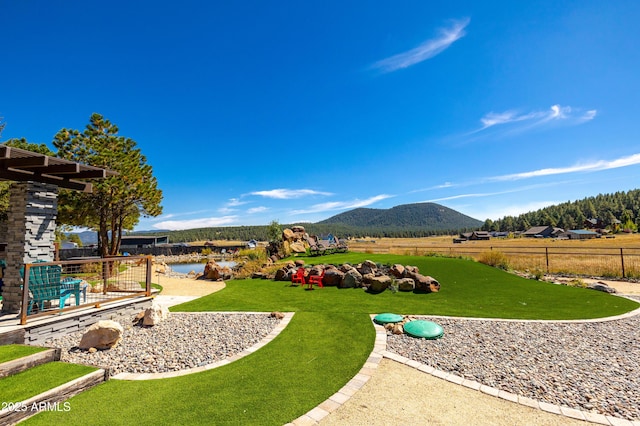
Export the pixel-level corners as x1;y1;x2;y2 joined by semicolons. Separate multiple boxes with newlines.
482;189;640;232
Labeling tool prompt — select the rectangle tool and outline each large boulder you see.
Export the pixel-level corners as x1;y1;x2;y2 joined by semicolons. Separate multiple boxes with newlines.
274;267;289;281
340;269;362;288
291;225;306;233
282;228;295;241
368;275;391;293
289;241;307;253
397;277;416;292
322;268;344;286
143;302;170;326
407;272;440;292
389;264;405;278
357;260;378;276
79;320;124;350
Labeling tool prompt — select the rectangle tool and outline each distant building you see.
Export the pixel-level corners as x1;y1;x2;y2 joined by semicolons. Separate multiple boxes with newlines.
560;229;599;240
120;235;169;248
454;231;491;243
522;226;564;238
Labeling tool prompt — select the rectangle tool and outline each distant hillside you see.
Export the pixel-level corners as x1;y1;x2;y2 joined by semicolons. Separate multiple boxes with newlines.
318;202;483;231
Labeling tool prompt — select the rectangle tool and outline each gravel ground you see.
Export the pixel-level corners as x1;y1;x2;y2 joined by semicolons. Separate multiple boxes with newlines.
387;305;640;421
43;312;280;376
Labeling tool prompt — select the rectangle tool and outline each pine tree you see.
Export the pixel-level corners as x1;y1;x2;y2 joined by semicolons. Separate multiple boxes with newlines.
53;113;163;257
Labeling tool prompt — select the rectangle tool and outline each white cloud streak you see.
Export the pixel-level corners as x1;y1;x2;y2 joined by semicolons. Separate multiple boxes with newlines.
471;104;596;135
247;206;268;214
488;153;640;182
371;18;469;73
250;188;333;199
292;194;393;214
153;216;238;231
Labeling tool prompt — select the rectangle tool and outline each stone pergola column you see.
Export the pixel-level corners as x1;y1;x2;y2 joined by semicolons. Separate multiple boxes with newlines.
2;181;58;313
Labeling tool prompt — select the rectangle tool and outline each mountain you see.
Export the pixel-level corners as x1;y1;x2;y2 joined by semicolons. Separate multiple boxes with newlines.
318;202;483;231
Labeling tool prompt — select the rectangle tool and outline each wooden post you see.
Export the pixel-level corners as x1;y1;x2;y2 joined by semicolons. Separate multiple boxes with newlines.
145;256;152;296
621;248;626;278
545;247;550;273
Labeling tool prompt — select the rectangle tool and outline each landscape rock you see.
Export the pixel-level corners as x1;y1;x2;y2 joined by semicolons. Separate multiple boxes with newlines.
79;320;124;350
289;241;307;253
397;277;416;292
322;268;344;286
274;267;289;281
406;271;440;292
588;282;617;293
282;228;295;241
390;264;405;278
143;302;170;326
368;275;392;293
358;260;378;276
340;269;362;288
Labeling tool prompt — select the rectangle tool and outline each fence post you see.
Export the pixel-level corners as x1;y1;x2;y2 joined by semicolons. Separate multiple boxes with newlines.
621;248;626;278
545;247;549;273
145;256;152;296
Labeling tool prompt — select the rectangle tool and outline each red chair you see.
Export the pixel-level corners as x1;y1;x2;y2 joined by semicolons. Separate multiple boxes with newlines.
307;270;325;289
291;267;306;285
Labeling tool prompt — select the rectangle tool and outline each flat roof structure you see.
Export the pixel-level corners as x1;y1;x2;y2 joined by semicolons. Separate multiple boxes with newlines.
0;145;117;192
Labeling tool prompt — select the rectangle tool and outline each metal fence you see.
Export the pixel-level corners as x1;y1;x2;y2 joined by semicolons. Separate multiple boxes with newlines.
357;245;640;279
20;256;152;324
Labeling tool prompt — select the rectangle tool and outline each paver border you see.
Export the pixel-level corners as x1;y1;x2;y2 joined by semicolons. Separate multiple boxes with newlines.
288;310;640;426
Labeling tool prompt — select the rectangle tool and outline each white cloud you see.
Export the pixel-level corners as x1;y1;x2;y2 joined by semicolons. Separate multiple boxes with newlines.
226;198;247;207
247;206;268;214
488;153;640;182
371;18;469;73
153;216;238;231
292;194;393;214
472;104;595;135
250;188;333;199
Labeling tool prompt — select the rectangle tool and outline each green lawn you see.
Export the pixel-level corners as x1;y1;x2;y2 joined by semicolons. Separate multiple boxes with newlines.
0;362;98;403
177;254;639;320
24;254;639;425
0;345;48;365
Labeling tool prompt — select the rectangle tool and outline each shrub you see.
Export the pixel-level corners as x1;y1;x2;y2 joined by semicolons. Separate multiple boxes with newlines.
478;250;510;270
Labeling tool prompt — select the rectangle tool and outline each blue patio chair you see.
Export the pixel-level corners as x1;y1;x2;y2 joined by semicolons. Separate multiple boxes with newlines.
20;263;82;314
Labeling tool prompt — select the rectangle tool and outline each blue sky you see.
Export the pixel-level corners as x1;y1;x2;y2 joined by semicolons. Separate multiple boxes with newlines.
2;1;640;231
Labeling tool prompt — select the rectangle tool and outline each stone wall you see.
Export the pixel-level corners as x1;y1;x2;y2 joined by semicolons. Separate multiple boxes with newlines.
2;181;58;313
22;297;154;345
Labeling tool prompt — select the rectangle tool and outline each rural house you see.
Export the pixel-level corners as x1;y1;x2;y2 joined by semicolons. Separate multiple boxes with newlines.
522;226;564;238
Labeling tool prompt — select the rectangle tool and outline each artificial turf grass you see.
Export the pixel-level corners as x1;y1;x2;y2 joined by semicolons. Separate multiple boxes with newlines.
22;254;640;425
174;254;639;320
0;362;98;403
25;311;375;426
0;345;48;364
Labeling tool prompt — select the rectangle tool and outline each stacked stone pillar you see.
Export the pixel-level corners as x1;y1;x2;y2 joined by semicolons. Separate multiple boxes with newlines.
2;182;58;313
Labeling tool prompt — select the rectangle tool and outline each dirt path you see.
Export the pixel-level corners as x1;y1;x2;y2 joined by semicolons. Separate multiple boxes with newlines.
153;274;225;296
320;358;589;426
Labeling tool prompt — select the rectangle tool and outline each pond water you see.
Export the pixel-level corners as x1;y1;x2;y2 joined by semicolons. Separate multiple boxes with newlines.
168;261;236;274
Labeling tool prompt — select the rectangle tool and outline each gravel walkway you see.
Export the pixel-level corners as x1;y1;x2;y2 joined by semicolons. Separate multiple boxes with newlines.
43;312;280;376
387;306;640;421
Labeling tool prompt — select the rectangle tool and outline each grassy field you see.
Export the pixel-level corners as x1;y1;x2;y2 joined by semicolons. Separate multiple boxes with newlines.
347;234;640;278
